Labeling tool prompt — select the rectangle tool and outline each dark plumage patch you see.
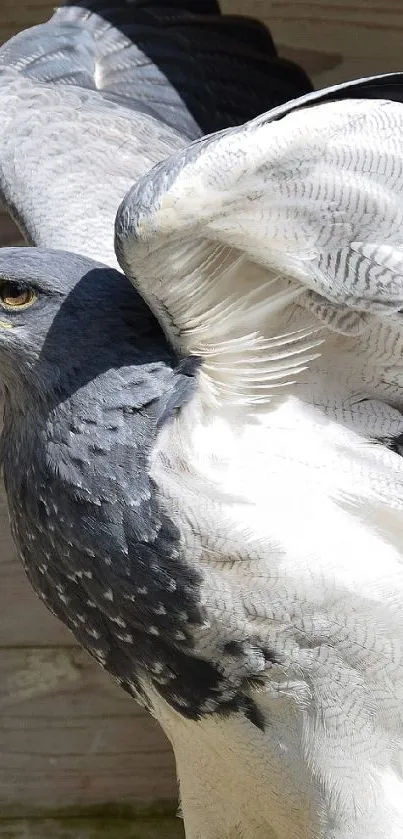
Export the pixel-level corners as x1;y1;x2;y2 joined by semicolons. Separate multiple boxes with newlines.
1;250;267;728
388;434;403;456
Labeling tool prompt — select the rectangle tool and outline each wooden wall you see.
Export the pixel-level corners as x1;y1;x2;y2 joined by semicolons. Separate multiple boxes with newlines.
1;0;402;83
0;0;401;833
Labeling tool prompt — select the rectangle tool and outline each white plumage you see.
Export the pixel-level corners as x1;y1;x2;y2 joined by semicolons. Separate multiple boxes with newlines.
115;83;403;838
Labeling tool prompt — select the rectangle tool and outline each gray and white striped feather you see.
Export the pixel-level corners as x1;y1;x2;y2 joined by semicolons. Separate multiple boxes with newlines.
115;80;403;838
0;0;310;267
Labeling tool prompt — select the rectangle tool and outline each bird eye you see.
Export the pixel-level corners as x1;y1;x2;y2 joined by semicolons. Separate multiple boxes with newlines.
0;282;37;309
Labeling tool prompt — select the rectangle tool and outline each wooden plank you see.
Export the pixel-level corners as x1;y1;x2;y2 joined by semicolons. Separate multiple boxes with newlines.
0;9;51;31
0;3;51;39
0;648;177;816
221;0;403;85
0;818;184;839
0;0;53;8
2;0;403;86
0;215;24;248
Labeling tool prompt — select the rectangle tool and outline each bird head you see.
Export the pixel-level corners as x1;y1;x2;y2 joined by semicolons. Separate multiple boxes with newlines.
0;246;176;404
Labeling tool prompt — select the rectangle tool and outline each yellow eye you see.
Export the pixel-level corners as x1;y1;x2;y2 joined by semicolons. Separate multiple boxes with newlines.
0;282;37;310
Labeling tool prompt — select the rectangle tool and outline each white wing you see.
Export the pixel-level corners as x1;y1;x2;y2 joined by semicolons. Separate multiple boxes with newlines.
0;0;311;267
116;80;403;837
116;76;403;418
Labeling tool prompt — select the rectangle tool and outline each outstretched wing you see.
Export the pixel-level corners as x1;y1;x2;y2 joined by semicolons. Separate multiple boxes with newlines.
0;0;311;267
52;0;312;137
115;74;403;409
0;73;183;267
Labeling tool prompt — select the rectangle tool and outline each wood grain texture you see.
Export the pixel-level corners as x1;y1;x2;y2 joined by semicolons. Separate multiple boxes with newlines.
0;818;183;839
1;0;402;85
0;648;177;816
221;0;403;85
0;215;23;248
